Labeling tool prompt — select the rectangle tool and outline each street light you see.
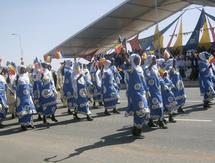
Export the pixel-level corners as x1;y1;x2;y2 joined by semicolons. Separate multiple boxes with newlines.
11;33;24;64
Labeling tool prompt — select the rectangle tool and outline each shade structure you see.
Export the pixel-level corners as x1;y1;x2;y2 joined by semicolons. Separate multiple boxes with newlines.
46;0;215;58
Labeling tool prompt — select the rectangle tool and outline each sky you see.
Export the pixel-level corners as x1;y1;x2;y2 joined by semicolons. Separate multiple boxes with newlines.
0;0;215;69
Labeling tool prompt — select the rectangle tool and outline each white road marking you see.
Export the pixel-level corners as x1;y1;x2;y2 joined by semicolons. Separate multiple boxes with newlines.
175;119;212;122
119;100;202;103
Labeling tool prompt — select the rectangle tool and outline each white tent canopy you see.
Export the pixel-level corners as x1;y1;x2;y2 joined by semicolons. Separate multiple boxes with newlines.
46;0;215;58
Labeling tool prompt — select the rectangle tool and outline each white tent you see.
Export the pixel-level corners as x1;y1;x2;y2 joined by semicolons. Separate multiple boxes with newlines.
46;0;215;58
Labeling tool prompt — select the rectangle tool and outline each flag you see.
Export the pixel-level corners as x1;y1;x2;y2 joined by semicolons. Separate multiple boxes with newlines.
153;24;163;50
199;15;210;45
163;49;171;59
174;18;183;48
33;57;43;73
207;16;215;43
8;62;17;75
44;54;52;63
115;43;123;54
208;55;215;64
53;50;62;59
128;35;141;51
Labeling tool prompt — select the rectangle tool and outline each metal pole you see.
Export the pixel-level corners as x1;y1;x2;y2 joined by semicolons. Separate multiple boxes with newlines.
155;0;161;58
11;33;24;60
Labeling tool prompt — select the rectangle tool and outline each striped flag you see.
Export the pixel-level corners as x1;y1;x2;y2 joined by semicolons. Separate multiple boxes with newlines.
44;54;52;63
208;55;215;64
8;62;17;75
53;50;62;59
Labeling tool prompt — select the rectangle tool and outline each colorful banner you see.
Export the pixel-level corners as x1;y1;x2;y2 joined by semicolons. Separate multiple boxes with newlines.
153;24;164;50
44;54;52;63
128;35;141;51
174;18;183;48
199;15;211;45
185;9;205;49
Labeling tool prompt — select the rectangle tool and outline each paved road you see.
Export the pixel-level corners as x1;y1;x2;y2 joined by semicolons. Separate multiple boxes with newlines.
0;88;215;163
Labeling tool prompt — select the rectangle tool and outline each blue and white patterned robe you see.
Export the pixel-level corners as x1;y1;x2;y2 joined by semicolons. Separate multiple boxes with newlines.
144;66;164;120
15;74;36;126
39;77;57;117
125;67;150;128
0;75;8;122
102;68;118;110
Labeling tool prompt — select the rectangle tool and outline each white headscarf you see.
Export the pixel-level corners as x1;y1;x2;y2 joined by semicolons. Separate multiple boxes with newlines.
104;60;111;70
144;55;156;67
65;60;73;69
199;52;207;61
129;53;142;73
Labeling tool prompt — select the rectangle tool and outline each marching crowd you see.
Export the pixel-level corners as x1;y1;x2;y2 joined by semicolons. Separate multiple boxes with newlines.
0;48;215;139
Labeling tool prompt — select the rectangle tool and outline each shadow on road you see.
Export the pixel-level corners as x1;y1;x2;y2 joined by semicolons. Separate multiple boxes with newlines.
43;127;136;162
0;126;23;136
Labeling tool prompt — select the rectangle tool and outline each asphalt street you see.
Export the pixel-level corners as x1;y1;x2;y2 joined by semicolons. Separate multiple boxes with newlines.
0;88;215;163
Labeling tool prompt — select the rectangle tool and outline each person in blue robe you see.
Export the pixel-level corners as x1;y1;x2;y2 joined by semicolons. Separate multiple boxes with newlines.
39;75;58;125
15;66;36;131
110;62;122;104
160;52;186;114
168;60;186;114
39;63;58;125
144;55;167;129
62;60;75;115
101;59;119;115
125;54;150;138
90;63;103;108
32;69;43;121
72;62;93;121
159;71;177;123
0;71;8;128
198;52;215;109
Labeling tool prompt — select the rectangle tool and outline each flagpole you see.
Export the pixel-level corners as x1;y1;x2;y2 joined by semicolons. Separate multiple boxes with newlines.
155;0;161;58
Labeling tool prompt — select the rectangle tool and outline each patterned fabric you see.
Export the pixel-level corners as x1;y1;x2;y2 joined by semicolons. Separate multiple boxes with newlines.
0;75;8;122
39;79;57;117
102;68;118;110
63;67;75;110
91;70;102;102
33;75;43;114
169;70;186;108
15;75;36;126
125;68;150;127
160;77;177;114
74;76;91;115
144;66;164;120
198;60;215;101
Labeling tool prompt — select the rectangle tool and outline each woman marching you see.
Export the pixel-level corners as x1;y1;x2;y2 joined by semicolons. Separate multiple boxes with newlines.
38;62;58;125
144;55;167;129
90;61;103;108
198;52;215;109
72;62;93;121
125;53;150;138
0;69;8;128
62;60;75;115
15;66;36;131
159;69;177;123
162;51;186;114
100;59;120;116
